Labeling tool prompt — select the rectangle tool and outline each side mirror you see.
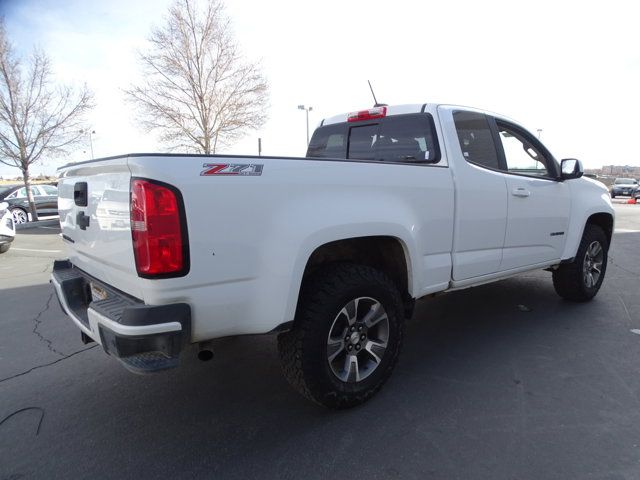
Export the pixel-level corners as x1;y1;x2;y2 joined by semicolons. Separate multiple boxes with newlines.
560;158;583;180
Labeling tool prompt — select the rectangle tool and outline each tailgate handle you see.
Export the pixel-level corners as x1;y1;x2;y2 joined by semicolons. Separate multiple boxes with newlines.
74;182;88;206
76;211;90;230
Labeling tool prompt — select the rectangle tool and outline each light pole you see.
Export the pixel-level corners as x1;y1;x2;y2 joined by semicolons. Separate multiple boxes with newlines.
298;105;313;146
80;129;96;159
536;128;543;140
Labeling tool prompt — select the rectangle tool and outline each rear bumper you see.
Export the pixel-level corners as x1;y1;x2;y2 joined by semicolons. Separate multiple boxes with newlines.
51;259;191;373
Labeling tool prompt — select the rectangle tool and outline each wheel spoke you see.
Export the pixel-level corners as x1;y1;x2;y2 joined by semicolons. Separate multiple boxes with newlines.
339;306;355;326
327;339;345;362
592;262;602;274
590;242;602;257
365;339;386;364
343;354;360;382
364;304;387;328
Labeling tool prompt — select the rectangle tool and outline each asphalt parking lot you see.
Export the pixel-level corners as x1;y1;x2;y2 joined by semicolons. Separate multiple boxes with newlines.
1;205;640;480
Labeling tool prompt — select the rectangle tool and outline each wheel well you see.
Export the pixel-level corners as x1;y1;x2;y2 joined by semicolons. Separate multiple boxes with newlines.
586;212;613;245
303;236;411;303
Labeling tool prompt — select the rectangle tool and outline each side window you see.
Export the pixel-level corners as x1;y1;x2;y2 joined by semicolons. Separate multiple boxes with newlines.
6;190;19;199
15;188;27;198
497;123;550;177
31;186;44;197
452;111;500;170
348;124;378;160
41;185;58;195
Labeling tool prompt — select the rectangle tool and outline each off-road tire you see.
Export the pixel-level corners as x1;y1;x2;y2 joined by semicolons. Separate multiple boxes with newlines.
278;263;404;409
552;224;608;302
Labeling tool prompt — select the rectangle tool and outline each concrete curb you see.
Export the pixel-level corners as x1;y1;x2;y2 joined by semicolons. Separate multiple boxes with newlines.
15;217;59;231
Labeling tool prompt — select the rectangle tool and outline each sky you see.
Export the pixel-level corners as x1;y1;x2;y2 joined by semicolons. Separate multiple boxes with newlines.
1;0;639;178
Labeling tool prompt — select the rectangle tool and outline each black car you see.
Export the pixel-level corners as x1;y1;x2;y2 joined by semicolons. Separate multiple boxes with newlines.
610;178;639;198
0;184;58;224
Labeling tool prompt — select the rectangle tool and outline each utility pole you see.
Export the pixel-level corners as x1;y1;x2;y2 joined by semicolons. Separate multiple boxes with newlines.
297;105;313;146
258;138;262;157
536;128;542;140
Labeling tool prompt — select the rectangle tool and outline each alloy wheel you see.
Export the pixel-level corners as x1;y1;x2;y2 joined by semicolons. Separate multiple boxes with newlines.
326;297;390;383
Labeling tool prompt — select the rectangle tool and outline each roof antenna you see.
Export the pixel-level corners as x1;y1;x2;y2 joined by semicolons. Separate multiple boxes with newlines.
368;80;387;108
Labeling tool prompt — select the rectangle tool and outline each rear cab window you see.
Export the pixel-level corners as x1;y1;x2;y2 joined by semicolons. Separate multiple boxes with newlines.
307;113;440;164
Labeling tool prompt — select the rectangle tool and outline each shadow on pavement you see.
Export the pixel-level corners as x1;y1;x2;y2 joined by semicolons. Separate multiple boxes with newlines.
1;265;640;479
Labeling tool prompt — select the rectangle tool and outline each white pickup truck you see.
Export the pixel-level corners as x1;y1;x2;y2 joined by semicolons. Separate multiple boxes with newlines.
52;103;614;408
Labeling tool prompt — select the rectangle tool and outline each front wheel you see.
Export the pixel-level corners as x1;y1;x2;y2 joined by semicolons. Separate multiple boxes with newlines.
552;224;608;302
10;207;28;224
0;243;10;254
278;264;404;409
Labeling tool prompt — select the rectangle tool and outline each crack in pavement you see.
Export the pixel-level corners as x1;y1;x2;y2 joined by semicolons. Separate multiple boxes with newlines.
608;256;640;278
0;344;98;384
31;292;65;357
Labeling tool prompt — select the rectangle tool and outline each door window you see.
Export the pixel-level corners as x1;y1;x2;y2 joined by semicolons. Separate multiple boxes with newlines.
10;187;41;198
452;111;500;170
40;185;58;195
496;123;552;178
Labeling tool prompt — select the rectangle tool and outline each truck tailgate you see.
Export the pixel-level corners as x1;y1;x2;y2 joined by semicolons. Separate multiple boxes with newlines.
58;159;142;299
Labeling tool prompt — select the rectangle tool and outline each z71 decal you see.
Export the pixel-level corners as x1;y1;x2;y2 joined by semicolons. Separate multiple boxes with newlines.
200;163;264;176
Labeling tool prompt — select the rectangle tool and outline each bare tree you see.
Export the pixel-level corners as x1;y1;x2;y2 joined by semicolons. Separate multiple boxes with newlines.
125;0;269;154
0;19;93;221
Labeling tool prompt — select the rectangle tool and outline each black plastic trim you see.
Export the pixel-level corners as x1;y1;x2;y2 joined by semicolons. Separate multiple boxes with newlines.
268;320;294;334
98;325;185;360
130;177;191;279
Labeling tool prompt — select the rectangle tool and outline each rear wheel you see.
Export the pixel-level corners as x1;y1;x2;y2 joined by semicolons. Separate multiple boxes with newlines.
0;244;10;254
278;264;404;409
552;224;608;302
10;207;28;224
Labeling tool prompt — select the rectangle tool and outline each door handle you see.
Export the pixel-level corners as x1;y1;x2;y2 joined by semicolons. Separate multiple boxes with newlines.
76;211;90;230
512;187;530;197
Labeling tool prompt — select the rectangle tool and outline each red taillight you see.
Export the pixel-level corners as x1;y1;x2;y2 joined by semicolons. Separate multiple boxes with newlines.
130;179;187;277
347;106;387;122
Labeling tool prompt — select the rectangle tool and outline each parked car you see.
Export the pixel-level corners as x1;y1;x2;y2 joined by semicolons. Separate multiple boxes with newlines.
0;184;59;223
610;178;639;198
0;201;16;253
52;102;614;408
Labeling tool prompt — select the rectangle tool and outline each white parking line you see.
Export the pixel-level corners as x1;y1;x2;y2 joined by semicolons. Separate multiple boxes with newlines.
11;248;62;253
631;329;640;335
615;229;640;233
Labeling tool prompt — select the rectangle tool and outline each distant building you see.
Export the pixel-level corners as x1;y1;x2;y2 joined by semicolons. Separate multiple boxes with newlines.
586;165;640;178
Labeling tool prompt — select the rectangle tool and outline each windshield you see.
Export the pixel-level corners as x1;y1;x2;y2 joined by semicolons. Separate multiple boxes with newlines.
614;178;636;184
